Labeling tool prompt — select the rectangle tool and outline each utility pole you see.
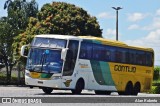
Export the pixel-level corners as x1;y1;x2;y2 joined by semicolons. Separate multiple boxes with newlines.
112;7;122;41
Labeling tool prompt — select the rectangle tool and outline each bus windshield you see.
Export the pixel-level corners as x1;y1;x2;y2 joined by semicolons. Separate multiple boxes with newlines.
32;37;67;48
26;48;63;74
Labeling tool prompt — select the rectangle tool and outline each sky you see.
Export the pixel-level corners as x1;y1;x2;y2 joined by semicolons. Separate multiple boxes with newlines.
0;0;160;65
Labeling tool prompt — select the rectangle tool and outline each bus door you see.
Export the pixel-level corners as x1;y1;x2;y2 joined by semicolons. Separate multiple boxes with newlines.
61;40;79;88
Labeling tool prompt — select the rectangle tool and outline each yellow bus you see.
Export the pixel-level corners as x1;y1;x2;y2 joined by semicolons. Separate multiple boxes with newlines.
21;34;154;95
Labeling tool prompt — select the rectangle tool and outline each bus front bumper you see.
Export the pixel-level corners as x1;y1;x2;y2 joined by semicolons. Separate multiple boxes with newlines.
25;75;62;89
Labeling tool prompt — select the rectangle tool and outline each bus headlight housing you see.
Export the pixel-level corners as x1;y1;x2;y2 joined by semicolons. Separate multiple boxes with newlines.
25;72;31;77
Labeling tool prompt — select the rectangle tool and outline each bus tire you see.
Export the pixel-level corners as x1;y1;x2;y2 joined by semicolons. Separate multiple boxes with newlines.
95;90;111;95
133;82;141;95
42;87;53;94
118;91;125;95
29;86;33;89
71;78;84;94
124;82;133;95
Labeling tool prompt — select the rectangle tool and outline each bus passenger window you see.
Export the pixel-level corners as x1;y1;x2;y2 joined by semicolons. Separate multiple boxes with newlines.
92;44;104;61
79;41;92;60
105;50;111;61
136;51;146;65
115;50;122;63
121;50;128;63
146;52;153;66
129;50;136;64
110;47;116;62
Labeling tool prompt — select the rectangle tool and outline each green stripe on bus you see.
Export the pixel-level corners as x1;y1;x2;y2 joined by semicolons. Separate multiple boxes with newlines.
90;61;115;86
99;62;115;85
90;60;106;85
40;73;53;78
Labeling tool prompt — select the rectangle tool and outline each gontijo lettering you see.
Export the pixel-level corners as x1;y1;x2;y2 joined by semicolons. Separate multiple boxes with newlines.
114;65;136;73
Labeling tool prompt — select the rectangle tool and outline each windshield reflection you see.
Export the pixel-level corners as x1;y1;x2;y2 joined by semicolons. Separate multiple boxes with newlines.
26;48;63;73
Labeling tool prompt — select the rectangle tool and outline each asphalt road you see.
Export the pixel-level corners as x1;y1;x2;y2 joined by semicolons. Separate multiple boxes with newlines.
0;86;160;106
0;86;160;97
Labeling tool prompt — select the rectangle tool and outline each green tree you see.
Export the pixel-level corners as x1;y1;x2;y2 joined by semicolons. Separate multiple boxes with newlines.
0;17;16;83
13;2;102;61
154;66;160;80
4;0;38;31
0;0;38;83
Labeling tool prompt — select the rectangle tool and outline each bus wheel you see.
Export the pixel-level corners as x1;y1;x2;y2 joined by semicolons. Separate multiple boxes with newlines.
133;82;141;95
72;79;84;94
42;87;53;94
29;86;33;89
95;90;111;95
118;91;125;95
124;82;133;95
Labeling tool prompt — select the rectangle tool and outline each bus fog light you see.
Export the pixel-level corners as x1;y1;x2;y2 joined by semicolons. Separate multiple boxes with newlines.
52;76;61;80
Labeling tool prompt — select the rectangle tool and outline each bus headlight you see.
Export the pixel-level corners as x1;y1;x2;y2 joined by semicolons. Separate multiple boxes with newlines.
25;72;31;77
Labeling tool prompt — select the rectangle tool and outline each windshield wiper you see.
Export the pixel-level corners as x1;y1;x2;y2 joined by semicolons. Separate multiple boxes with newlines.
40;53;45;72
40;53;48;73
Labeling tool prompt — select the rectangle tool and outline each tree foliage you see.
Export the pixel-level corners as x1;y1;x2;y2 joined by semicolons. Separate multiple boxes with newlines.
4;0;38;31
1;0;38;60
154;66;160;80
0;0;38;83
13;2;102;61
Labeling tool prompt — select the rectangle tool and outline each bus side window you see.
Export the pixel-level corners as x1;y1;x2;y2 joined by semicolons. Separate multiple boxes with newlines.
136;51;146;65
115;47;126;63
136;51;141;65
99;46;105;61
110;46;116;62
115;50;122;63
125;51;129;63
79;41;92;60
121;48;128;63
146;52;153;66
93;44;101;61
105;49;111;61
141;52;146;65
79;42;86;59
129;49;136;64
92;44;107;61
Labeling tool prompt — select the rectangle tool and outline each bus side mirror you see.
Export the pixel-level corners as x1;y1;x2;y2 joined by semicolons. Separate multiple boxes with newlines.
21;45;28;58
61;48;68;61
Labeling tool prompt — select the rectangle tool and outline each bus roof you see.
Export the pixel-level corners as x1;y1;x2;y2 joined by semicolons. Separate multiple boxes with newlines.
79;36;127;46
35;34;153;52
79;36;154;52
35;34;82;41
